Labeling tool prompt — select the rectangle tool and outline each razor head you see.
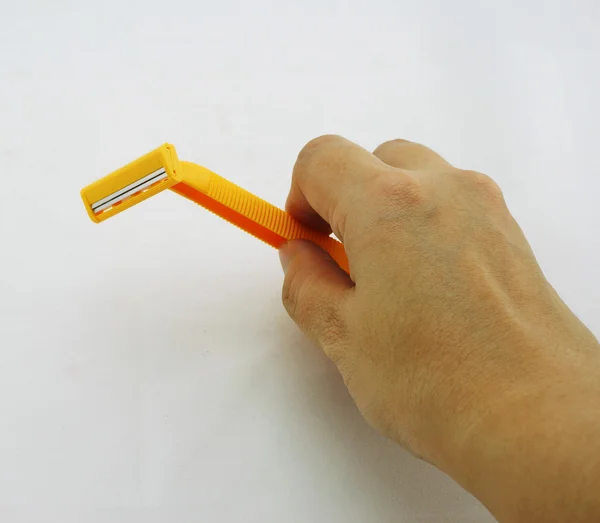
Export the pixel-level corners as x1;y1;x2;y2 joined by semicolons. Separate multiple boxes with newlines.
81;143;182;223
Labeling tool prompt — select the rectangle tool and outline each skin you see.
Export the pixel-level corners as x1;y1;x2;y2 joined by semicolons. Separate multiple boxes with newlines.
278;135;600;523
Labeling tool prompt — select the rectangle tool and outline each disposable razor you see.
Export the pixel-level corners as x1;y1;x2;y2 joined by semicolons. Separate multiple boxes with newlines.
80;144;349;272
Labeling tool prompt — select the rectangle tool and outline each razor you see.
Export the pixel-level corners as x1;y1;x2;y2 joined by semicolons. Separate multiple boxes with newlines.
81;144;349;272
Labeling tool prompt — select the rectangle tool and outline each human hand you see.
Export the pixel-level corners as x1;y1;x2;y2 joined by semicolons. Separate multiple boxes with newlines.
279;135;600;522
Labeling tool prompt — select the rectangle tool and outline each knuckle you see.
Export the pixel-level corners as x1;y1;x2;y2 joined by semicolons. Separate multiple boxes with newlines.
281;266;303;318
373;138;411;157
372;172;425;209
281;268;348;348
303;134;343;151
461;170;504;200
329;203;349;241
289;282;317;327
281;278;294;313
295;134;344;176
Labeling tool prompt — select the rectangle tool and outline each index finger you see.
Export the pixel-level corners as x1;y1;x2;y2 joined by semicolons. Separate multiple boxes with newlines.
285;135;388;241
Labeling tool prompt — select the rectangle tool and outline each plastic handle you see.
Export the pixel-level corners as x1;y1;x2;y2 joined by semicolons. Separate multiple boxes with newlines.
171;171;349;273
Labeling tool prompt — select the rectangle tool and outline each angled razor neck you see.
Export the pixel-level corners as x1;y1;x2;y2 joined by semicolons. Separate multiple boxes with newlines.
178;161;213;194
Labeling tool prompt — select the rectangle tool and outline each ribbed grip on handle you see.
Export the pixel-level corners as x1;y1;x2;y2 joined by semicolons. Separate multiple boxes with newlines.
172;171;349;273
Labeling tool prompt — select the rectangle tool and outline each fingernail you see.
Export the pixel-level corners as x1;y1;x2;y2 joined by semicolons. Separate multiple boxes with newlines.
279;244;290;273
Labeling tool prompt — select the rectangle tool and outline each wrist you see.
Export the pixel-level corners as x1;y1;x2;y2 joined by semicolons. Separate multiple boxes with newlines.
437;358;600;522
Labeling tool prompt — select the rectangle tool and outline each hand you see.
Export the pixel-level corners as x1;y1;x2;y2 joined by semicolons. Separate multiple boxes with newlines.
279;135;600;522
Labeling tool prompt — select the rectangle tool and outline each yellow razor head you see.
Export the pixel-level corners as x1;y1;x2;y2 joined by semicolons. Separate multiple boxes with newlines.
81;143;182;223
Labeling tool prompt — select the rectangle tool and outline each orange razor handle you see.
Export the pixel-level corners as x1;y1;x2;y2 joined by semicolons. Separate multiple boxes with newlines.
171;172;349;273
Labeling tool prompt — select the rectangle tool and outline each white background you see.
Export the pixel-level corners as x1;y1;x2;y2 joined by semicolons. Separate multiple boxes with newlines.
1;0;599;521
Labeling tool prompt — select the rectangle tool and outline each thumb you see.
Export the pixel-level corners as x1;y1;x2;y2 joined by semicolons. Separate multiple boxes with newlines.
279;240;354;350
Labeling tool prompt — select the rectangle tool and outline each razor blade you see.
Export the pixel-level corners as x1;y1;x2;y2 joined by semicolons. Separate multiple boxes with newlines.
81;144;183;223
